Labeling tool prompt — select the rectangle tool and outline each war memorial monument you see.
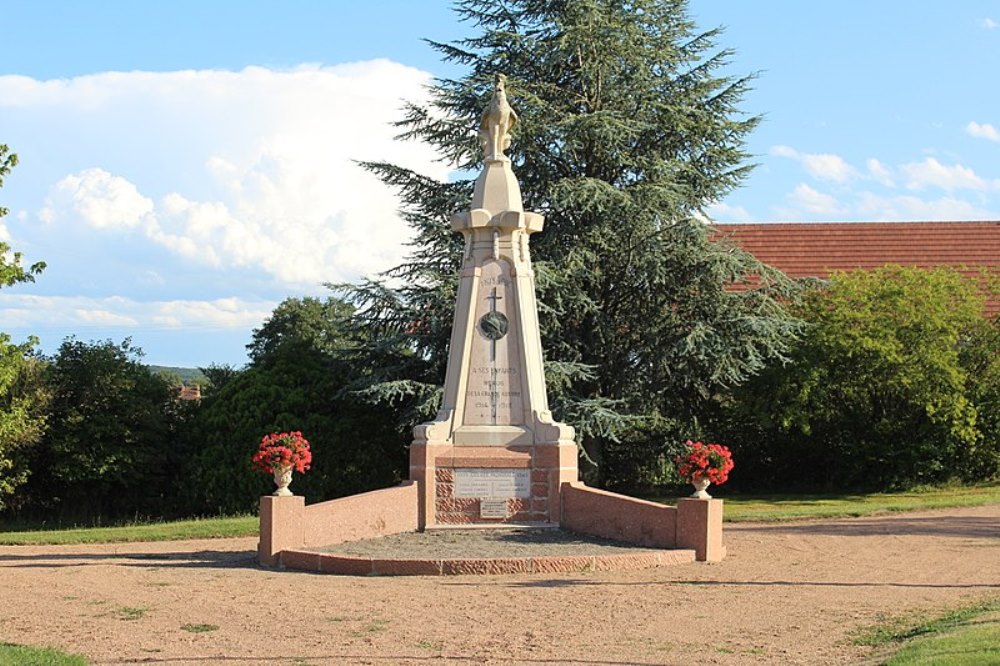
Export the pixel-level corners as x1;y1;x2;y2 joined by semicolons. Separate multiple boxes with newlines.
259;76;724;575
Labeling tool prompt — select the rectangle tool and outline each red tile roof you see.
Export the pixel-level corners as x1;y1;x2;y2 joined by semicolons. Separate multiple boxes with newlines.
712;221;1000;318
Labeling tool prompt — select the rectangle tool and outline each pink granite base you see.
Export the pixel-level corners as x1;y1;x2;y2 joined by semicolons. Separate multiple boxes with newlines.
260;480;725;573
258;482;418;566
278;548;695;576
559;482;725;562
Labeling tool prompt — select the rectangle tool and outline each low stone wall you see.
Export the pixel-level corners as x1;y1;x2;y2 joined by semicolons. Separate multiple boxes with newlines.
560;482;677;548
260;479;724;568
258;481;419;566
675;497;726;561
560;482;724;561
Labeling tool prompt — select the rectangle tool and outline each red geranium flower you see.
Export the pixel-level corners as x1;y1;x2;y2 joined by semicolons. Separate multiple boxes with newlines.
251;431;312;474
674;440;734;486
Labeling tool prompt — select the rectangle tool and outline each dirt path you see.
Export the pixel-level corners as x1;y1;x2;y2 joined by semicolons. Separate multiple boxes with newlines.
1;504;997;665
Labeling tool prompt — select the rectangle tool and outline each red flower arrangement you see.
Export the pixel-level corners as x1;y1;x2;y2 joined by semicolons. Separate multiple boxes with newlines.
252;431;312;474
674;440;734;486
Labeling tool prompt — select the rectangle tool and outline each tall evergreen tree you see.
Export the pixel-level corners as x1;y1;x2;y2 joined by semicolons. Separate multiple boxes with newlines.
338;0;802;487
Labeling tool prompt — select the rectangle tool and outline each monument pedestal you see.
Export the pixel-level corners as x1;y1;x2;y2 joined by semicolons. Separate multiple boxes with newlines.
411;439;579;527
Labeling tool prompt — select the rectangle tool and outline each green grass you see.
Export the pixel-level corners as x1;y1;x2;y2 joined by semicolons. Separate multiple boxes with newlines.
886;613;1000;664
0;515;258;546
114;606;148;621
180;623;219;633
652;484;1000;522
854;599;1000;665
349;618;390;637
0;642;88;665
1;484;997;546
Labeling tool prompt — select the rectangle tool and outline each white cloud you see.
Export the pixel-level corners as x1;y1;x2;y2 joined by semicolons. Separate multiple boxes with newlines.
866;159;895;188
74;309;139;326
856;192;997;221
704;201;754;223
982;18;999;29
44;168;155;229
0;293;275;330
770;145;798;159
801;154;857;183
0;222;9;242
770;145;858;183
900;157;988;191
966;121;1000;142
5;61;450;288
787;183;843;215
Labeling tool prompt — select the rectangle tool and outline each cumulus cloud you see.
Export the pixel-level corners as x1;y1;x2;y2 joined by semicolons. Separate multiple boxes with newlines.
770;145;858;183
856;192;997;221
966;121;1000;142
982;18;999;29
787;183;844;216
0;293;275;330
900;157;989;191
4;61;450;289
866;159;895;188
42;168;155;229
703;201;754;223
74;308;140;326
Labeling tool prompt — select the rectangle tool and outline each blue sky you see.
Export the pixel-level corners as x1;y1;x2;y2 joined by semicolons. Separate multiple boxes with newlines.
1;1;998;367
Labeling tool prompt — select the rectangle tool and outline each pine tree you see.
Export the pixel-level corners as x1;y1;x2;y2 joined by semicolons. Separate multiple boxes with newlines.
337;0;802;487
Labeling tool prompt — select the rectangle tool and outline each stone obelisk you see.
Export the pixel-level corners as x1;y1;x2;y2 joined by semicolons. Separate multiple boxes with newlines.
410;75;578;527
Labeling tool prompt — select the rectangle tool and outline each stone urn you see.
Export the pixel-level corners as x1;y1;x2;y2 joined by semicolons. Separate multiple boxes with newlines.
272;464;294;497
690;474;712;499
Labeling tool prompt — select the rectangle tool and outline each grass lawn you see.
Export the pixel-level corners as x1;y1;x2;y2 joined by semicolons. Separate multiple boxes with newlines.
653;483;1000;522
0;515;258;546
0;642;87;665
1;484;997;545
856;599;1000;665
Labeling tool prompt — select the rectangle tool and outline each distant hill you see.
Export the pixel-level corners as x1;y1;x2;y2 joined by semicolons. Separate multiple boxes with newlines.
148;365;208;386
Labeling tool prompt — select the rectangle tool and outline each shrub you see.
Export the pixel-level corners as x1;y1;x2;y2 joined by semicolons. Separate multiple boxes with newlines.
720;266;998;490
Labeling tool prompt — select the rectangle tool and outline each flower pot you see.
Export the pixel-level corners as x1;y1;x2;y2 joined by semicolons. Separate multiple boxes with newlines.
690;475;712;499
272;464;294;497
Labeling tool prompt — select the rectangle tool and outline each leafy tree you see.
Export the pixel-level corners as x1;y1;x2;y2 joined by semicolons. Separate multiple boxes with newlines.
1;145;45;287
0;340;48;512
180;297;404;515
0;144;47;511
337;0;802;487
246;296;355;363
722;266;997;490
198;364;242;396
959;299;1000;482
23;339;182;520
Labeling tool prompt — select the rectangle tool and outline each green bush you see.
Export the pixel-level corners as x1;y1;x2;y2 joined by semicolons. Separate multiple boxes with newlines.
720;266;998;490
177;299;406;516
20;338;184;520
0;336;48;512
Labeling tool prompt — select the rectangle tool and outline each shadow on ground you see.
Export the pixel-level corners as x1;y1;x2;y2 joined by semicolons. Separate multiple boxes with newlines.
0;550;257;569
733;515;999;539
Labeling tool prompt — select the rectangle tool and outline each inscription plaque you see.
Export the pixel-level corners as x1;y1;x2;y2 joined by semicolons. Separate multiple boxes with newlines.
479;498;510;518
453;469;530;498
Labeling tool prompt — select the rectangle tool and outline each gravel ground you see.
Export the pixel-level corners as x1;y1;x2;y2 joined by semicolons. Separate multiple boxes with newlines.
0;503;997;665
319;526;665;558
